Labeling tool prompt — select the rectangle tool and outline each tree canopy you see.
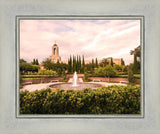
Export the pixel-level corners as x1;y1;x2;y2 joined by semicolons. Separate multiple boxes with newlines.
99;58;109;67
130;45;140;58
42;58;68;76
95;65;116;81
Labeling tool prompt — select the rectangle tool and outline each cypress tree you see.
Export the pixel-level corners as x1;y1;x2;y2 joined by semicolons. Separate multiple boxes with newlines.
33;59;36;65
128;65;134;83
95;58;98;68
79;55;81;73
73;55;76;72
121;58;125;65
68;58;70;73
111;57;113;67
92;59;94;67
36;59;39;65
133;54;138;73
70;55;72;73
75;55;76;72
76;55;78;72
82;55;85;73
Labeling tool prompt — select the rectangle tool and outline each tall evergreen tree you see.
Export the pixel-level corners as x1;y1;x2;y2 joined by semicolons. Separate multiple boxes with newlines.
133;54;138;73
111;57;113;67
92;59;94;71
95;58;98;68
70;55;72;73
73;55;76;72
32;59;36;65
82;55;85;73
35;59;39;65
128;65;134;82
76;55;78;72
68;58;70;73
121;58;125;65
79;55;81;73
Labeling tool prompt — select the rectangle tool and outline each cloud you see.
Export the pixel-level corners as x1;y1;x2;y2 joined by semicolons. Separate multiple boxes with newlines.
20;20;140;65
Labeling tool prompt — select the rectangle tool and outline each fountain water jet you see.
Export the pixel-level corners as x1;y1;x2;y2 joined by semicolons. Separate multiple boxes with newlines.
72;71;79;87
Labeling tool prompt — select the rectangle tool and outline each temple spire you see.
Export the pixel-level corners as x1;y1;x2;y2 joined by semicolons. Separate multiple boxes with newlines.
55;40;56;44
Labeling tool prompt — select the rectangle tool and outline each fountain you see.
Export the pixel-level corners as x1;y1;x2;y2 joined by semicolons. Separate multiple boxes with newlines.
72;71;78;87
49;72;103;90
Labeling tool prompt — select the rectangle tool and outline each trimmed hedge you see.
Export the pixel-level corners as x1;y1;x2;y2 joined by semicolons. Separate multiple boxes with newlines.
20;85;140;114
86;73;140;79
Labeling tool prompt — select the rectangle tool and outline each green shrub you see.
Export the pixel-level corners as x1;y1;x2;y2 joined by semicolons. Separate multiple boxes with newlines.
60;79;68;82
84;72;89;81
20;62;39;74
134;74;141;79
128;68;135;83
38;69;57;76
20;85;140;114
20;74;23;88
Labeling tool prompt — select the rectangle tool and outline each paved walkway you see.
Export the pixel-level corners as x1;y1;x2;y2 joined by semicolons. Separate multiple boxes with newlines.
20;81;126;92
20;82;63;92
89;82;126;87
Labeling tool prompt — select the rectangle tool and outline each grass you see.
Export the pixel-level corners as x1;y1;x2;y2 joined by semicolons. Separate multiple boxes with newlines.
22;78;41;80
84;79;92;82
105;81;119;83
133;74;141;79
116;74;140;79
60;79;68;82
22;75;59;79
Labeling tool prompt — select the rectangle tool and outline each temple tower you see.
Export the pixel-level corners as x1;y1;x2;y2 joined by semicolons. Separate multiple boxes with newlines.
49;41;61;63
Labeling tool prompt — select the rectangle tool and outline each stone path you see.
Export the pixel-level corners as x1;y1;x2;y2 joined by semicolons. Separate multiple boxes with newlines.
89;82;127;87
20;81;126;92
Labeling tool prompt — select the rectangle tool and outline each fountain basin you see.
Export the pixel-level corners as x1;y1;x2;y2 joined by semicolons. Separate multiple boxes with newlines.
49;82;102;90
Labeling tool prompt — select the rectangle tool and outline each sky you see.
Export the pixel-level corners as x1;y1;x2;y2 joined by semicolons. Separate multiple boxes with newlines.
20;19;140;65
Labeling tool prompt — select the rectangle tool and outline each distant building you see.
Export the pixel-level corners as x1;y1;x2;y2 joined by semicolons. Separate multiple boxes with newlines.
39;63;44;69
106;57;121;65
49;42;61;63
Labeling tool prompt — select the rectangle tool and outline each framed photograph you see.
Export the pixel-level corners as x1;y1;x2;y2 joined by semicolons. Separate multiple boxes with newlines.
17;16;144;118
1;0;160;134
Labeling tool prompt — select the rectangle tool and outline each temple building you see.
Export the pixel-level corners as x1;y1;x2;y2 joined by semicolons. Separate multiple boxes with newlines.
106;57;121;65
49;42;61;63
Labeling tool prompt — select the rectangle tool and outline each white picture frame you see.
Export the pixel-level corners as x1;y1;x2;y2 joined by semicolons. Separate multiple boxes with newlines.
0;0;160;134
16;15;144;118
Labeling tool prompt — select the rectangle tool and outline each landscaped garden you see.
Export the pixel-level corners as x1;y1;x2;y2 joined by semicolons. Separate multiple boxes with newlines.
20;46;141;114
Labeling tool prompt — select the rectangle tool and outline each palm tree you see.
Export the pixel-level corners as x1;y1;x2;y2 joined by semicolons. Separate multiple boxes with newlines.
130;45;140;58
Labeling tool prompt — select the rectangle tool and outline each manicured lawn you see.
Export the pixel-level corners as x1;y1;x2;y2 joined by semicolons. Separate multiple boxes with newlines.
116;74;140;79
22;77;41;80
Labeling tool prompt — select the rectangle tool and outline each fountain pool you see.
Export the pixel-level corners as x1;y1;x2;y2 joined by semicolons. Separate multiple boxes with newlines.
49;82;102;90
49;71;103;90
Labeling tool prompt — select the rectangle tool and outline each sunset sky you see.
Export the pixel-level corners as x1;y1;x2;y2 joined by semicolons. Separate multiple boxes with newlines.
20;19;140;65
